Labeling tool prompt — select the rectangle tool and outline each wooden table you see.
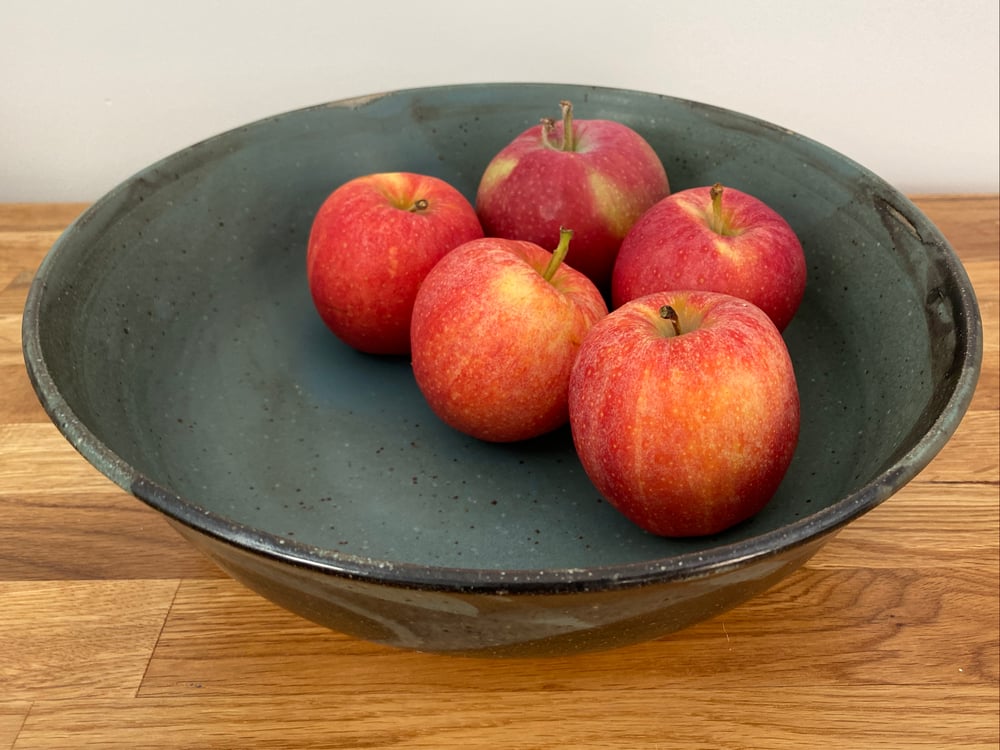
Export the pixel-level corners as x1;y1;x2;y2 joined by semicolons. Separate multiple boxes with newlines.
1;198;997;749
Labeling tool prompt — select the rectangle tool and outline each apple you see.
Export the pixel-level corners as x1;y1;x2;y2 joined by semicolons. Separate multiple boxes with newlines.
611;183;806;331
475;100;670;290
306;171;483;355
410;228;608;442
568;290;800;537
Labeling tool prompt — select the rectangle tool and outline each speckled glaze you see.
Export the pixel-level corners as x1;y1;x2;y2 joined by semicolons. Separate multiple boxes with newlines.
22;83;982;655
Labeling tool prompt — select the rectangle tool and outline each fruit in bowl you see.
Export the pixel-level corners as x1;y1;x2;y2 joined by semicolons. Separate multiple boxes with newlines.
612;183;806;331
21;83;981;656
569;290;800;537
475;100;670;290
307;171;483;355
411;228;608;442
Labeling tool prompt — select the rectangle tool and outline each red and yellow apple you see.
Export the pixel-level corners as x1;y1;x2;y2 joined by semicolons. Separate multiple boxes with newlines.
568;290;800;537
410;229;608;442
612;183;806;331
306;171;483;355
475;100;670;290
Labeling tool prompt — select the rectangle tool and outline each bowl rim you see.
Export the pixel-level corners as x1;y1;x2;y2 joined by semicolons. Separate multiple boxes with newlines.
20;82;985;595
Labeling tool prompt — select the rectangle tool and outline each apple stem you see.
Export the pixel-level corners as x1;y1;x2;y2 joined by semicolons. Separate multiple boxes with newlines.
539;117;556;149
559;100;576;152
659;305;682;336
542;227;574;281
409;198;429;213
709;183;725;234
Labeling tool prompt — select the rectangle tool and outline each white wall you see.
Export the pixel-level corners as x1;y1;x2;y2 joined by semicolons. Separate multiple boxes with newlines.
2;0;998;201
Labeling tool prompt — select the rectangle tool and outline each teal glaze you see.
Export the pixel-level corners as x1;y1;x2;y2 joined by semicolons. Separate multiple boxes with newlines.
22;84;982;655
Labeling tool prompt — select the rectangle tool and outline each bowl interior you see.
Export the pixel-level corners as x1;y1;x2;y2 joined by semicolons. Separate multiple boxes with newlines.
28;83;974;576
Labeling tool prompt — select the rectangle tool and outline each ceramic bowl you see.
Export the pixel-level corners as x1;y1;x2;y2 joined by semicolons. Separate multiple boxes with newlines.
22;83;982;656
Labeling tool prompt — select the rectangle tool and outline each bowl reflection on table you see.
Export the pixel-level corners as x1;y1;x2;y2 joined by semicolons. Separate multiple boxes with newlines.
21;83;982;656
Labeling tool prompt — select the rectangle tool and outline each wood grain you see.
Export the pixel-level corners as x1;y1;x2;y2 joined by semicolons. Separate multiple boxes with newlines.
11;686;1000;750
132;566;997;695
0;705;30;750
0;197;997;749
0;581;179;701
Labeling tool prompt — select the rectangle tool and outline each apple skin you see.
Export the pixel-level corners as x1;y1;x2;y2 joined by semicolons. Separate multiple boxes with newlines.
568;290;800;537
611;185;806;331
410;233;608;443
306;172;483;355
475;101;669;291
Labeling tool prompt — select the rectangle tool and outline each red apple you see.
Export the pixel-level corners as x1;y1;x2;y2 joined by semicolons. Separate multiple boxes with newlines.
306;172;483;355
612;183;806;331
568;290;800;537
475;100;670;290
411;229;608;442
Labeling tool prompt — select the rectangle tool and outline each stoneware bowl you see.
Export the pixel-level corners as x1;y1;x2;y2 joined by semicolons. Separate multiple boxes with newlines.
22;83;982;656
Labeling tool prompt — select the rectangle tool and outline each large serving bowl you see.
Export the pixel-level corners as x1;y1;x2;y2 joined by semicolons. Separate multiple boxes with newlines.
22;83;981;656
